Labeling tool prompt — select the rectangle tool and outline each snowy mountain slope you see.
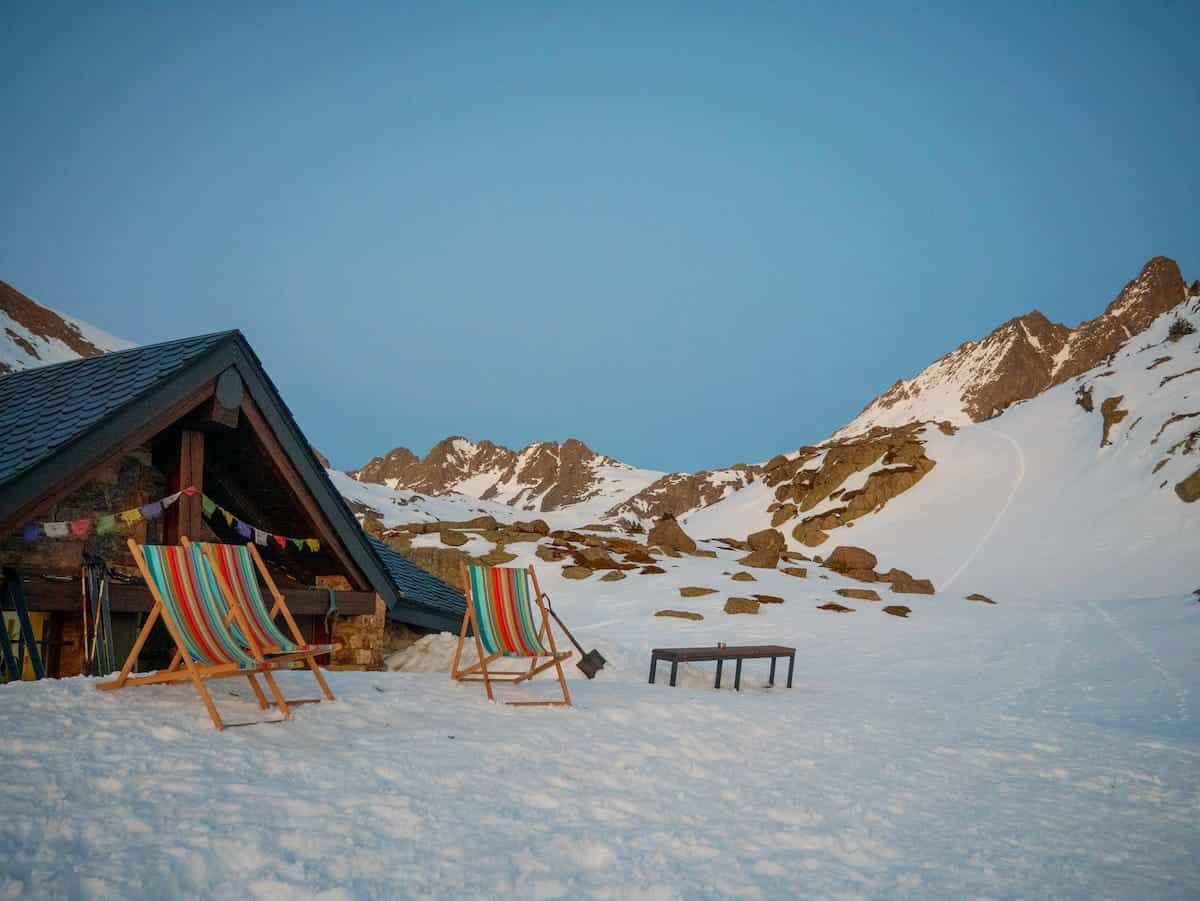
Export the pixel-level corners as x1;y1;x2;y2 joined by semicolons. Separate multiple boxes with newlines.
836;256;1195;438
352;435;664;519
0;280;132;374
329;468;632;531
682;298;1200;600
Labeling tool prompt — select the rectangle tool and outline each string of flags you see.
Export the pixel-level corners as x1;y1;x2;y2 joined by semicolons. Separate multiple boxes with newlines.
18;485;320;553
200;495;320;553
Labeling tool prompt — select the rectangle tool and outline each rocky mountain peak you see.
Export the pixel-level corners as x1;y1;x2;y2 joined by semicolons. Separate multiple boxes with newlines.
351;446;421;485
351;435;661;514
837;255;1190;437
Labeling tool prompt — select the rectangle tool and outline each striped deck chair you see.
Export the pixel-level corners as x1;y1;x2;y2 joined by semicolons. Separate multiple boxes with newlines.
451;563;572;706
186;539;337;707
97;540;294;730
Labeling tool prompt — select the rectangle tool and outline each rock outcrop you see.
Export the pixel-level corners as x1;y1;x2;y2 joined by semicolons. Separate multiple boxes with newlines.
1176;467;1200;503
647;515;697;554
835;588;881;601
724;597;760;615
737;528;786;569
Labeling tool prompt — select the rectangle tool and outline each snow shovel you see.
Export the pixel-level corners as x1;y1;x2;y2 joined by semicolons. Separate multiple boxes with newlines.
543;594;606;679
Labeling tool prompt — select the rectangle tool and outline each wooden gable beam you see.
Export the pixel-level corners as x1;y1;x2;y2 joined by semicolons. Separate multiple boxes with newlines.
238;393;370;591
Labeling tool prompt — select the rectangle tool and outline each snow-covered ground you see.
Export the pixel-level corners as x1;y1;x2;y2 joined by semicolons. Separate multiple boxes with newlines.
3;582;1198;899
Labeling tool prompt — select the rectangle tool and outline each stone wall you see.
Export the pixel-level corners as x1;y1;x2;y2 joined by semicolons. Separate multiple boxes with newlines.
0;447;168;577
322;574;385;671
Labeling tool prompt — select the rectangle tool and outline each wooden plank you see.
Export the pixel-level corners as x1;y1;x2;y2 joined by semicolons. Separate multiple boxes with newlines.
9;577;377;616
650;644;796;662
164;429;204;544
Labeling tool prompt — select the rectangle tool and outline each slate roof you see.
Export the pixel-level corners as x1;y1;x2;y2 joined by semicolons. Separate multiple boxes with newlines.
368;536;466;627
0;332;234;487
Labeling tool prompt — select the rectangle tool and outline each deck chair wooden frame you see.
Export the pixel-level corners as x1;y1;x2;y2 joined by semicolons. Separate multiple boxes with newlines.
184;538;338;708
451;562;572;707
97;539;293;730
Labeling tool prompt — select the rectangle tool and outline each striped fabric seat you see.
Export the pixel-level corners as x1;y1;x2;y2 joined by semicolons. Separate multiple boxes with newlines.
140;545;259;670
193;542;333;655
466;565;551;657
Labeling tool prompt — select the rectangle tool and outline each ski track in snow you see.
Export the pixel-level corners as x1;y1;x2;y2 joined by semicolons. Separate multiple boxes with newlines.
940;425;1025;593
2;593;1198;900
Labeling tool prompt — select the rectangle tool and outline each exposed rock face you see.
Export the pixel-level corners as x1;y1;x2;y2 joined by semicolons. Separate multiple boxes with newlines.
1176;467;1200;503
825;546;878;574
738;528;786;569
600;570;626;582
352;436;661;514
647;515;697;554
351;446;422;486
724;597;760;615
606;464;759;521
837;257;1189;437
562;566;592;579
655;609;703;620
640;565;667;575
890;577;935;595
439;529;468;547
0;280;132;375
679;587;718;598
731;571;756;582
752;594;784;604
966;593;997;604
781;567;808;578
883;605;912;618
778;426;937;546
835;588;881;601
817;602;854;613
1100;396;1129;447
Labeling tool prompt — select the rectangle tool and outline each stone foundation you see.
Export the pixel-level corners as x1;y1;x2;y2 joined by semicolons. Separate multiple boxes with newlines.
324;573;385;671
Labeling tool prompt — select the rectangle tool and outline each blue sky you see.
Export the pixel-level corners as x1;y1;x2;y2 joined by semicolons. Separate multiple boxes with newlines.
2;2;1197;473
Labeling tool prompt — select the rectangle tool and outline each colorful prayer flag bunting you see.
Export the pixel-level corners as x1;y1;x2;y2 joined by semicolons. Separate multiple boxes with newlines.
23;523;39;543
69;519;92;539
95;515;116;535
120;508;142;525
43;522;69;538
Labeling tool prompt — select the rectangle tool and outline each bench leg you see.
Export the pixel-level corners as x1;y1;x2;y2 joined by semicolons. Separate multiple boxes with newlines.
669;661;678;687
715;658;723;689
769;656;777;686
649;656;658;684
787;654;795;688
734;658;742;691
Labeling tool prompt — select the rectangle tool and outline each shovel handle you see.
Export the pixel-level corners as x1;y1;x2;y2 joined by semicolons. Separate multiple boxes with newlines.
541;594;587;656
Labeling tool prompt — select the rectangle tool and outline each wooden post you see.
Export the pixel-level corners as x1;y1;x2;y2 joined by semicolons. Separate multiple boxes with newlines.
165;430;204;543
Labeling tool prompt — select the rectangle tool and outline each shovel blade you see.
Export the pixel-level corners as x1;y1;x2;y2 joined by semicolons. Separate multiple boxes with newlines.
576;649;607;680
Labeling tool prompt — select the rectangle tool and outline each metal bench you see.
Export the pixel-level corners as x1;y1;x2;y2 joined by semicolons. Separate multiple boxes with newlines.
649;644;795;691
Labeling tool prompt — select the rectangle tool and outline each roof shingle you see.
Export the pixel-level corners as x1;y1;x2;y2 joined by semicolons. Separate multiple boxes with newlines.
367;536;466;626
0;332;233;487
